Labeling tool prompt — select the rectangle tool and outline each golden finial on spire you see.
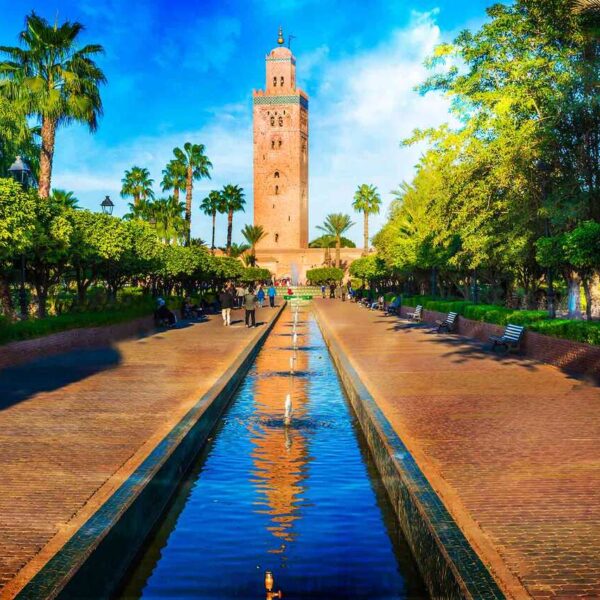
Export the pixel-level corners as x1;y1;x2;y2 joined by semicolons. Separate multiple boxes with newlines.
277;26;284;45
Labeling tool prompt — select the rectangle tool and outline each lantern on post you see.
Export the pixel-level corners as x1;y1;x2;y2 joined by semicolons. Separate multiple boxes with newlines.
100;195;114;215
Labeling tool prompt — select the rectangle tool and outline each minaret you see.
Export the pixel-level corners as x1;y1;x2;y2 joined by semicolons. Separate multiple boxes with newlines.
253;27;309;250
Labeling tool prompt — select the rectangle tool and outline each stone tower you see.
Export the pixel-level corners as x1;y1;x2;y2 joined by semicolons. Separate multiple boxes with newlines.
253;28;309;251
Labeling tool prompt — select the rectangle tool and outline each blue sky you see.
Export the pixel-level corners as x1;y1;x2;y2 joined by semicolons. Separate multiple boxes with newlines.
0;0;491;246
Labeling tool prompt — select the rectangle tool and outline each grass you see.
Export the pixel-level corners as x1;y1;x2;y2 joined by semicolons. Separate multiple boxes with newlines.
399;295;600;346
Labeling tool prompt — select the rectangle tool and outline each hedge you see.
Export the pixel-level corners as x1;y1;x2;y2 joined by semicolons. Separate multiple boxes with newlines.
400;296;600;346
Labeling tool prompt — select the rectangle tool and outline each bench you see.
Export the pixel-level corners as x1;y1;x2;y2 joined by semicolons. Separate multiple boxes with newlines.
436;311;458;333
490;324;525;353
407;305;423;322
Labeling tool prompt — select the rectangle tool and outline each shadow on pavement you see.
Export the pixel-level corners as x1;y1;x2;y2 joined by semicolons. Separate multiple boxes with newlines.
0;346;122;411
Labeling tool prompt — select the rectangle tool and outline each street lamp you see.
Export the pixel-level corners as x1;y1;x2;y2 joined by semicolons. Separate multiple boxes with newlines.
8;156;32;319
8;155;32;190
100;195;114;215
536;160;555;319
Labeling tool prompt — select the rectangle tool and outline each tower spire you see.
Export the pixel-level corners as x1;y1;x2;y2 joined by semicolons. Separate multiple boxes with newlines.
277;26;284;45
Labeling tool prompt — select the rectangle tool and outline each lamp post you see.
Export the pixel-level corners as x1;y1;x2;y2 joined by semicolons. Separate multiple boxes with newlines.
100;195;114;215
536;160;555;319
8;156;32;319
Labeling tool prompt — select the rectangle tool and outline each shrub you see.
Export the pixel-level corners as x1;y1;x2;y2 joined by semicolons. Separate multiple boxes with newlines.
400;295;599;346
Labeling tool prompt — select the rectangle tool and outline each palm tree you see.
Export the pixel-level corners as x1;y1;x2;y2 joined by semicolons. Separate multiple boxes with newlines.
121;166;154;207
353;184;382;256
0;12;106;198
151;196;186;244
200;190;225;253
51;188;79;208
224;242;250;259
241;224;267;266
161;159;187;203
172;142;212;244
221;184;246;254
317;213;355;268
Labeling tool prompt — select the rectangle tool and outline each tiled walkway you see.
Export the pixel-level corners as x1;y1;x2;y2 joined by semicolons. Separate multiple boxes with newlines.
0;307;280;598
314;299;600;600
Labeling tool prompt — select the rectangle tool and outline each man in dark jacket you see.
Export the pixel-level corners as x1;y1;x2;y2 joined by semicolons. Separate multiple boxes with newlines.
219;286;234;326
244;287;258;327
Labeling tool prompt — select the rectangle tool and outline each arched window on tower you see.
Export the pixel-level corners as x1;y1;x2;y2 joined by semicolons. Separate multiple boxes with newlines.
280;76;284;86
274;171;280;178
275;185;279;195
279;139;283;148
275;233;279;243
273;76;277;87
278;116;283;127
271;140;275;149
270;116;275;126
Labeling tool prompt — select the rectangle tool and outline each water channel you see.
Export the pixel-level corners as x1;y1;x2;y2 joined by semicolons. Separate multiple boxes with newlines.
118;306;428;599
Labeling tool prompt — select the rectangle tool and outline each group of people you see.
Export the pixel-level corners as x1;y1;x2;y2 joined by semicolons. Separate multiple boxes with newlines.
320;281;353;302
218;282;278;328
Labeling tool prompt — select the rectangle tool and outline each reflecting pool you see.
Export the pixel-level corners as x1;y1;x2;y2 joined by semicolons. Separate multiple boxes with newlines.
119;307;427;599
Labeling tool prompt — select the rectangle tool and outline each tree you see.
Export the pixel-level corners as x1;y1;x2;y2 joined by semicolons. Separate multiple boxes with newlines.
0;178;35;316
172;142;212;244
0;96;38;177
161;159;187;204
306;267;344;285
200;190;225;252
221;184;246;254
121;166;154;208
240;267;271;283
224;242;250;259
51;188;79;209
316;213;355;268
241;224;267;266
349;255;391;286
353;184;382;255
0;11;106;198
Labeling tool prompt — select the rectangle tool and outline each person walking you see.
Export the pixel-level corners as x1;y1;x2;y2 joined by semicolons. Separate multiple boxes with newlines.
341;281;348;302
268;283;276;308
257;284;265;308
244;287;257;327
321;284;326;299
329;283;336;299
219;286;234;326
236;284;246;309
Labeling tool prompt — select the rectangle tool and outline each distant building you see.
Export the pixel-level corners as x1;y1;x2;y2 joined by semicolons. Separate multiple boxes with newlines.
253;29;362;283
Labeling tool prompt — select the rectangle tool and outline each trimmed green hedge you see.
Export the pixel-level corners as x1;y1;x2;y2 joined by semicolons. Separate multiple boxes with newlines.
0;297;156;344
401;296;600;346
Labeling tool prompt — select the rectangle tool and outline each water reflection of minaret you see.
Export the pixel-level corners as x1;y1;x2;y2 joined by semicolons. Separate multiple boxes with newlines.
250;308;311;556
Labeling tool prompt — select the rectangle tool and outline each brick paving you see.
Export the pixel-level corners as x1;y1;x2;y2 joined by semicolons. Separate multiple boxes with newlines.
314;299;600;600
0;307;279;598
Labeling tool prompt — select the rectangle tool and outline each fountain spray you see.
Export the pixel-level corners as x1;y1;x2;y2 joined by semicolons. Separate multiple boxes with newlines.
284;393;293;426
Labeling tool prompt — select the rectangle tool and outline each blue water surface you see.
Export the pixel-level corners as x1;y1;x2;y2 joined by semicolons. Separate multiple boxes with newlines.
119;309;427;599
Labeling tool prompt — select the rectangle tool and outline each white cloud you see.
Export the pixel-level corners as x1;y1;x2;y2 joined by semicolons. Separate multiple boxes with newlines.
307;10;453;244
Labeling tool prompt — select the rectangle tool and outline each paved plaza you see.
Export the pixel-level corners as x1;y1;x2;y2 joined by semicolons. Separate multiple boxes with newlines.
0;307;280;598
314;299;600;599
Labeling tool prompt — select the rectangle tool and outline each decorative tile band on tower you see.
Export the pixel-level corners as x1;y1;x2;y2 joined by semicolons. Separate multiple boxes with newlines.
253;95;309;109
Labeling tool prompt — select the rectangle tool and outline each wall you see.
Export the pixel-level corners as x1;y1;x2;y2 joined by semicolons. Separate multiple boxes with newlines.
400;306;600;378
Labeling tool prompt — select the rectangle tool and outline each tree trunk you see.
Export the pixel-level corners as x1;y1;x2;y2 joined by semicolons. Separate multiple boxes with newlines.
363;212;369;256
0;277;14;320
227;210;233;253
39;117;57;198
174;188;180;203
567;272;583;319
185;167;193;245
336;238;341;268
582;276;593;321
211;211;216;252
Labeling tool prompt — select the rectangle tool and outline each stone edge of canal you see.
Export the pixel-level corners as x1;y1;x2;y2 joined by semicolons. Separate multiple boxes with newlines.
13;303;287;600
312;307;507;600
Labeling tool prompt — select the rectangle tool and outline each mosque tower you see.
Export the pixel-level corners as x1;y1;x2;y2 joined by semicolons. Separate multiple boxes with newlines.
253;27;309;251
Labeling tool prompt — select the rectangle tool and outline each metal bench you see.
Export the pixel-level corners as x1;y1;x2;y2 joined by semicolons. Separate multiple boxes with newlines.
407;305;423;322
490;324;525;353
436;311;458;333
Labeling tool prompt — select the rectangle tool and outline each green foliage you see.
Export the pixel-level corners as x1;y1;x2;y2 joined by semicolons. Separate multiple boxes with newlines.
306;267;344;285
0;178;35;261
240;266;271;283
349;255;390;282
308;235;355;248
